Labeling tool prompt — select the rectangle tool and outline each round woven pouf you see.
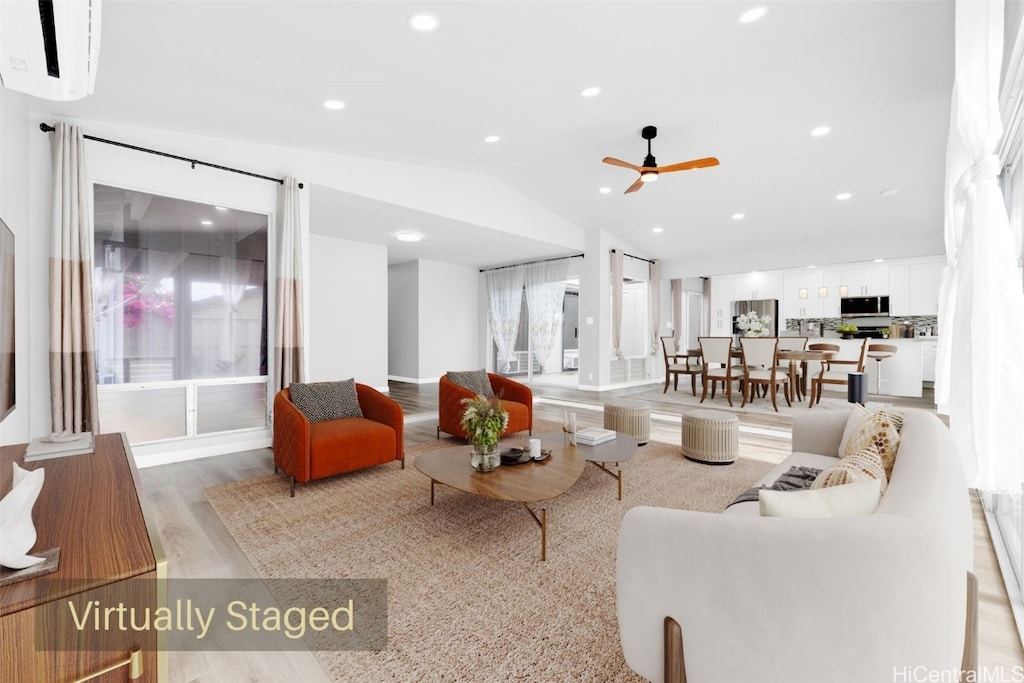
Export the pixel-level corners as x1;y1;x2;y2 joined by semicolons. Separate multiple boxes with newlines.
681;409;738;465
603;399;651;446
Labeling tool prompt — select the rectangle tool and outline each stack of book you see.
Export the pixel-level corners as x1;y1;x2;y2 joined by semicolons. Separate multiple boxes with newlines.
575;427;616;446
24;432;94;462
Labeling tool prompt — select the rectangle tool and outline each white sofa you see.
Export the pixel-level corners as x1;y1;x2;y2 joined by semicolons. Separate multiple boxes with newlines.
616;407;975;683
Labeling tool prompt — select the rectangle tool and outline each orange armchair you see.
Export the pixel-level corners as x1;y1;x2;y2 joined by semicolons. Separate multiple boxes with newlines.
273;382;404;496
437;373;533;440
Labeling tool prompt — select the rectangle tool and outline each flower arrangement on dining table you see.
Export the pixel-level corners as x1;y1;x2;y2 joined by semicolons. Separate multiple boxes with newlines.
736;311;772;337
459;395;509;451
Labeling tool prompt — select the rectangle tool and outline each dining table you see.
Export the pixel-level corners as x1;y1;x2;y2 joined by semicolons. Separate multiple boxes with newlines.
686;347;837;403
776;349;837;402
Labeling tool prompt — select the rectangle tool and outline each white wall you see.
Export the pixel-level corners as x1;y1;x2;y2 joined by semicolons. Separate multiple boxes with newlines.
416;259;479;380
0;89;31;445
387;261;419;381
308;235;388;390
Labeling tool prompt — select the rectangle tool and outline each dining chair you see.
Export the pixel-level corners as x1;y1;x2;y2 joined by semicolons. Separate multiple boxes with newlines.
698;336;741;406
809;339;869;407
660;336;701;395
739;337;790;411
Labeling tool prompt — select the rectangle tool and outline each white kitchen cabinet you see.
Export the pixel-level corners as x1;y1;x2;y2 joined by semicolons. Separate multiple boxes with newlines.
709;276;734;332
888;264;911;315
733;271;780;302
782;271;821;320
839;265;889;297
920;340;938;382
909;261;944;315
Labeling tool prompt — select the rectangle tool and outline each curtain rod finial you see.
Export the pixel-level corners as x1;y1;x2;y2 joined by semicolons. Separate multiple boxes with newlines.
39;123;55;133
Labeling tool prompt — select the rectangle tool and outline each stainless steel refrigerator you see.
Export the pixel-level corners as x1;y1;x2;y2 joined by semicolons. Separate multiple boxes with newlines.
731;299;779;341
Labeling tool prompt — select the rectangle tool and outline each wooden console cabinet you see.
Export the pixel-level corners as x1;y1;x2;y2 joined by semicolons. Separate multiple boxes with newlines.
0;433;166;682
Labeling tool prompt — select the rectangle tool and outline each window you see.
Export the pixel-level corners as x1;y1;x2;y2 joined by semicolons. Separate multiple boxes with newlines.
93;185;269;444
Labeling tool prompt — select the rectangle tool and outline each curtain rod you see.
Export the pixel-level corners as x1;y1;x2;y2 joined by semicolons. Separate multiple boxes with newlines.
39;123;303;188
479;253;584;273
610;249;655;264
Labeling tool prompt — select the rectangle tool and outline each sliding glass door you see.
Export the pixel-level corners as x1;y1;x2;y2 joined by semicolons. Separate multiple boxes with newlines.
92;184;270;445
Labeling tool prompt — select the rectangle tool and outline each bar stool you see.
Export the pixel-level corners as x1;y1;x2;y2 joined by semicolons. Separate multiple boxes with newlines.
866;343;898;394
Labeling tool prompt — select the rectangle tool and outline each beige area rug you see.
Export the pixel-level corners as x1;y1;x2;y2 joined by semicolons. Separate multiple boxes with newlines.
203;420;776;682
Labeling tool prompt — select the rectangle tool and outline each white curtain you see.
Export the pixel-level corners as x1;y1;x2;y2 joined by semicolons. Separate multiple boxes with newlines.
648;261;661;356
274;177;305;392
486;267;525;373
48;122;99;433
610;250;624;360
524;260;569;373
937;0;1024;491
220;257;253;367
671;278;683;352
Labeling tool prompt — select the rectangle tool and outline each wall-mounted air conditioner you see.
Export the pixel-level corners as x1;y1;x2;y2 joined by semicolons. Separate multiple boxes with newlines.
0;0;102;101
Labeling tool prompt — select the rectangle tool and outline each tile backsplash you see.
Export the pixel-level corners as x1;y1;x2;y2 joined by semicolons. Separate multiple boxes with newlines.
785;315;939;335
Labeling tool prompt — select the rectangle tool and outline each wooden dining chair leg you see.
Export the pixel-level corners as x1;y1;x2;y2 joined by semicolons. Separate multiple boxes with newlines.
690;373;697;396
770;382;778;411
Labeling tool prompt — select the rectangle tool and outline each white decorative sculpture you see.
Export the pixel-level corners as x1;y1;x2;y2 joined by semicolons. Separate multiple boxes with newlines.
0;462;45;570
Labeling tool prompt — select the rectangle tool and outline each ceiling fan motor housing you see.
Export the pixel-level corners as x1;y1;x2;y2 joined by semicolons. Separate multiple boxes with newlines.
641;125;657;140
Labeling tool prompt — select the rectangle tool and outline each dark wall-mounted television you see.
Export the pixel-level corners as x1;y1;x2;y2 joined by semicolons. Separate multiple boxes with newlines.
0;216;14;423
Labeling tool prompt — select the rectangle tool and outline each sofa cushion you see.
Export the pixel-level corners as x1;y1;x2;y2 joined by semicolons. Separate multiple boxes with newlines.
843;410;902;479
289;379;363;422
838;404;905;456
447;369;495;398
812;443;887;493
308;417;395;479
723;451;839;517
759;479;882;518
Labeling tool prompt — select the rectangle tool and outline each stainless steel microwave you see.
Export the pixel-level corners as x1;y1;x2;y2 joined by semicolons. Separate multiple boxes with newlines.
840;295;889;318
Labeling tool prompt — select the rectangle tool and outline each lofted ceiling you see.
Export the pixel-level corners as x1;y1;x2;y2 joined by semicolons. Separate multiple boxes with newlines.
38;0;955;273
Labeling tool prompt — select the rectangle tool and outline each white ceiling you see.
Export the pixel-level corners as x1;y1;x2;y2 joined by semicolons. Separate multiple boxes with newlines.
39;0;954;273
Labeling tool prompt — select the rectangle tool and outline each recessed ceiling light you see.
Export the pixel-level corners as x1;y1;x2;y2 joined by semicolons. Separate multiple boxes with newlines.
810;125;831;137
732;213;745;220
215;206;228;211
835;192;852;201
880;188;899;197
322;99;346;111
396;232;422;242
599;187;612;194
652;226;664;233
484;135;500;143
873;258;885;263
807;265;816;269
739;7;766;23
200;219;213;226
581;86;602;97
409;12;439;32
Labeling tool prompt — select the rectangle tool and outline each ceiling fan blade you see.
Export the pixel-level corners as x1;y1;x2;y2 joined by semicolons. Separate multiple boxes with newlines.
656;157;721;173
603;156;643;171
624;177;646;194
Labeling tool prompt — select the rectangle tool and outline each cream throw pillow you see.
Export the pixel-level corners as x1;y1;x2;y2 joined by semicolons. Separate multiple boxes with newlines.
838;403;873;456
759;479;882;518
811;444;887;493
843;410;902;479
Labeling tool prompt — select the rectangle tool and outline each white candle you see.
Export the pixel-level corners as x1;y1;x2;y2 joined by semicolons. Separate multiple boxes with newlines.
563;410;569;430
568;412;576;433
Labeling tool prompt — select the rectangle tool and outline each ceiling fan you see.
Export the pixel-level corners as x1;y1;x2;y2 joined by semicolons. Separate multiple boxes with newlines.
602;125;719;194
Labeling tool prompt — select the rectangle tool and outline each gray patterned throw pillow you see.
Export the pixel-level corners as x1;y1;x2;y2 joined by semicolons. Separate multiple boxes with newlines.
289;379;363;422
446;370;494;398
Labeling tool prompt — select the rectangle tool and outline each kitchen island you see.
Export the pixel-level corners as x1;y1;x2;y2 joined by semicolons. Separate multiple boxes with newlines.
803;336;936;400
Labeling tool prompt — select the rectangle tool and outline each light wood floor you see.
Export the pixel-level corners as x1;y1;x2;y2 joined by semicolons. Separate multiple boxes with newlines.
139;380;1024;682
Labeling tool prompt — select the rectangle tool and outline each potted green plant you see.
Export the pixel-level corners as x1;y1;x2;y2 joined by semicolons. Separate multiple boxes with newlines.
460;395;509;472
